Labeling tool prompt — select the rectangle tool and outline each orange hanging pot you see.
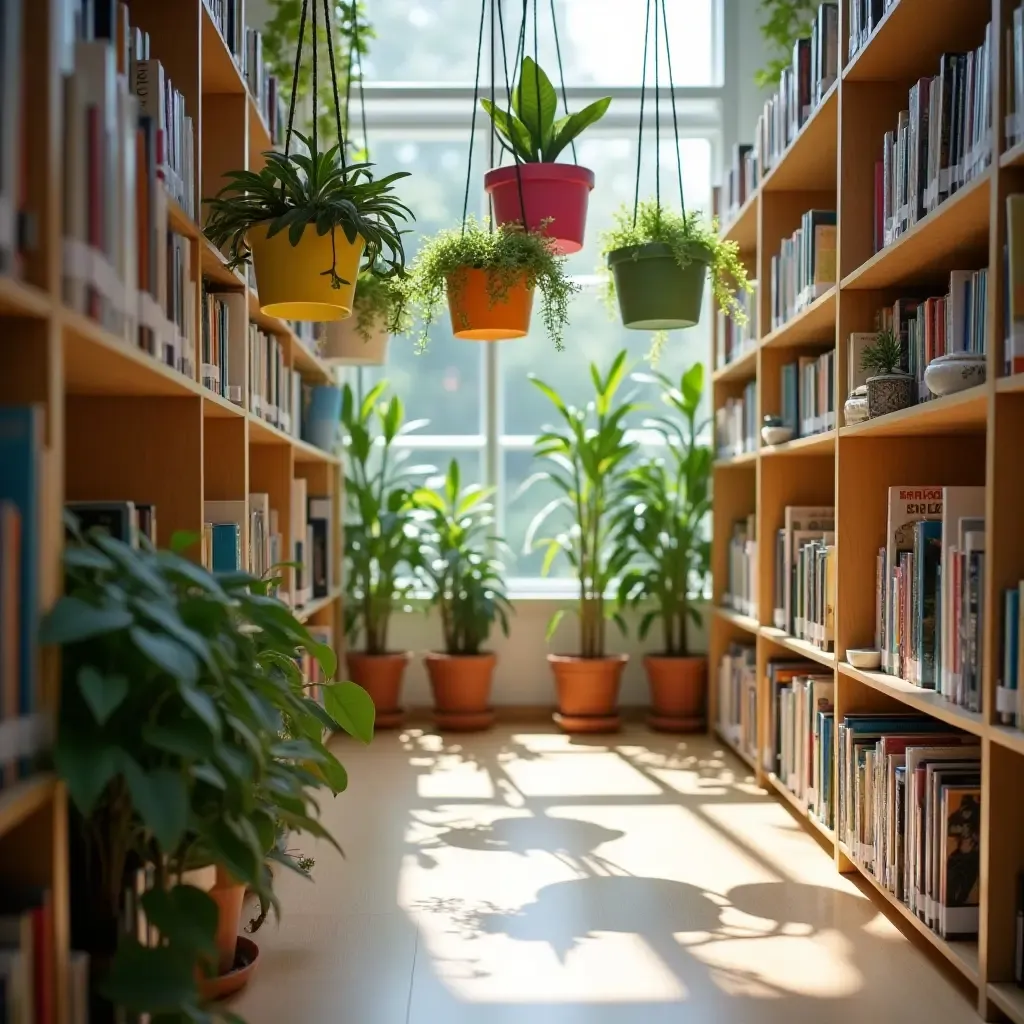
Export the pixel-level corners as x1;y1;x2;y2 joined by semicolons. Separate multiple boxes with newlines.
445;267;535;341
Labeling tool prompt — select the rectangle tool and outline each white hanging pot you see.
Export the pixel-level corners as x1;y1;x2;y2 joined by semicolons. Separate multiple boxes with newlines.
322;313;389;366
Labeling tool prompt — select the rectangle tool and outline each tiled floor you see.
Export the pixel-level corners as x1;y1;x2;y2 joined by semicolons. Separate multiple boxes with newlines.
232;725;980;1023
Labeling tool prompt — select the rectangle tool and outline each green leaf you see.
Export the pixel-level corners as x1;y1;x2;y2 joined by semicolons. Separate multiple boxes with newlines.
546;97;611;161
124;764;188;850
53;732;121;815
77;666;128;725
170;530;201;554
142;720;214;760
681;362;704;416
545;608;568;643
179;686;222;736
99;940;198;1013
141;885;218;957
512;56;558;152
479;99;536;160
39;597;132;646
130;627;199;684
322;681;375;744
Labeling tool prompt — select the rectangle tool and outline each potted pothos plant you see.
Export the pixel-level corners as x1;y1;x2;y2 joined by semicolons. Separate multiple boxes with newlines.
523;350;638;733
481;56;611;254
407;217;578;347
322;269;411;365
43;517;374;1022
862;328;914;418
341;380;428;727
616;364;712;732
204;133;413;322
414;459;512;731
600;199;752;339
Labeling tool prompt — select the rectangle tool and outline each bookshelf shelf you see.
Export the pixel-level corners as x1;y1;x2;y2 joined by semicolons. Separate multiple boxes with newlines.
168;197;200;241
1001;140;1024;170
760;286;837;349
838;663;986;736
765;772;835;848
761;627;836;669
201;6;247;95
203;391;245;419
297;588;343;624
987;982;1024;1024
714;726;756;772
714;605;760;634
248;96;274;168
201;237;246;289
0;276;53;319
841;171;991;291
760;430;835;457
989;724;1024;759
720;191;758;251
839;385;988;438
761;82;838;193
711;345;757;383
996;373;1024;394
0;774;58;841
714;449;758;468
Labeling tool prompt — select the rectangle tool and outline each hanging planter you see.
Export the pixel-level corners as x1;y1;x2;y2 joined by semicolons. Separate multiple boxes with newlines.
481;56;610;254
322;271;409;364
607;239;710;329
407;218;577;349
203;0;412;322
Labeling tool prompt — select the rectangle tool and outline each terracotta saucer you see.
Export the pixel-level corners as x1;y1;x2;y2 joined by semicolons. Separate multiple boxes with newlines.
200;936;260;1001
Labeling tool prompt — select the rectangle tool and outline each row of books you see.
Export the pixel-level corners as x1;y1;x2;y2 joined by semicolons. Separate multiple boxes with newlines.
838;716;980;940
62;2;197;379
714;283;757;371
873;486;986;714
204;0;245;70
755;3;839;178
769;209;836;331
778;350;836;439
716;642;757;765
1006;195;1024;376
302;624;335;712
245;29;286;147
717;143;758;226
1000;581;1024;729
724;514;757;619
875;29;993;252
773;506;835;652
1005;6;1024;152
845;0;892;64
768;660;835;830
714;381;757;459
251;326;304;439
0;1;30;277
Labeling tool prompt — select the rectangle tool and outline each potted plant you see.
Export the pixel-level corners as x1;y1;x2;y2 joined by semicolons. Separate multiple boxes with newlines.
406;217;578;347
524;350;638;733
414;459;512;731
42;517;374;1021
861;328;914;418
600;199;751;337
341;380;427;727
616;364;712;732
322;270;411;365
480;56;611;254
204;133;413;322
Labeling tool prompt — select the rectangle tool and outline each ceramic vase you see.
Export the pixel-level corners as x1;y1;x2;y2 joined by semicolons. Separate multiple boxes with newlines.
866;373;914;418
924;352;986;396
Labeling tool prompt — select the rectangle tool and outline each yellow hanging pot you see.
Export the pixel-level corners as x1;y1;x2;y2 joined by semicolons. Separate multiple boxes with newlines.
249;223;365;322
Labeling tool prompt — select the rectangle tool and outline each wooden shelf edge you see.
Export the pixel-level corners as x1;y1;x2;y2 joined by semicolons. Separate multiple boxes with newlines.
997;373;1024;394
712;345;757;383
0;774;58;839
759;284;837;349
719;191;759;248
838;662;985;735
759;80;838;193
989;724;1024;758
760;429;835;456
713;725;757;772
0;275;53;318
838;385;989;438
1000;140;1024;169
297;588;342;624
714;450;758;468
988;982;1024;1024
760;627;836;669
713;606;760;634
765;772;836;845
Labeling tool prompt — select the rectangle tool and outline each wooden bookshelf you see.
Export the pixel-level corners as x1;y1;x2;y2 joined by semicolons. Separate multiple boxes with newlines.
0;1;345;1019
710;0;1024;1017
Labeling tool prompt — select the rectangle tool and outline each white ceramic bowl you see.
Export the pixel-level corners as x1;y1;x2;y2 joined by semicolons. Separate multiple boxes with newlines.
761;425;795;446
846;648;882;671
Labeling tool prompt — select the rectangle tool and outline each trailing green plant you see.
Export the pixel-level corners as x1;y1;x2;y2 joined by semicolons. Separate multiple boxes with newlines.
204;133;413;286
861;328;906;376
755;0;817;87
522;350;639;657
480;56;611;163
262;0;374;144
42;515;375;1022
413;459;512;656
614;364;712;657
406;217;579;352
352;268;412;340
599;199;752;330
342;380;430;655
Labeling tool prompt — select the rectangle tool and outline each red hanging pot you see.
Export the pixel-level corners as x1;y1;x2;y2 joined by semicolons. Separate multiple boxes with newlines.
484;163;595;255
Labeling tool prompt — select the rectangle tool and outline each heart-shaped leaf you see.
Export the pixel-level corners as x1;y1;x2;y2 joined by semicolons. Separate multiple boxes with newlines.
77;666;128;725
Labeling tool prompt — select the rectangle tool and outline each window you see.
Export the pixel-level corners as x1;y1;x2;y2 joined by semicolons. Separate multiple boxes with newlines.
347;0;726;591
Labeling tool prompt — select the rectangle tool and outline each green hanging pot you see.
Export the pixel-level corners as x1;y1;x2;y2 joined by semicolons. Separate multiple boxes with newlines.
607;241;710;330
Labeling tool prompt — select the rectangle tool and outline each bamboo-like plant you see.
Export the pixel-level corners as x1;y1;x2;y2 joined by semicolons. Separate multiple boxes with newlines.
414;459;512;655
615;364;712;656
341;381;429;654
523;350;639;657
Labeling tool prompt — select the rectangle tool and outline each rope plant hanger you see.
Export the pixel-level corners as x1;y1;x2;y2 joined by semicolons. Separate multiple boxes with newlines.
203;0;412;323
477;0;612;253
599;0;750;340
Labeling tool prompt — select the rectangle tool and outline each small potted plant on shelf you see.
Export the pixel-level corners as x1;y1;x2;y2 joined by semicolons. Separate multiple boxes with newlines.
481;56;611;254
600;199;751;341
341;380;428;727
524;350;638;733
861;328;914;418
615;363;712;732
204;133;413;322
414;459;513;731
43;517;374;1021
406;217;578;348
322;269;411;365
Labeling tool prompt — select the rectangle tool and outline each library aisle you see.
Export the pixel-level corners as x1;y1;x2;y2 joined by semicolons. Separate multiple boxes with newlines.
233;725;979;1024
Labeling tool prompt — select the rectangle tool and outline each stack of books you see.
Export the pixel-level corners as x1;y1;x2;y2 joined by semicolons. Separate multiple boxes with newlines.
245;29;286;146
769;209;836;330
1004;6;1024;150
772;505;835;646
714;382;757;458
0;0;30;277
718;143;758;223
778;350;836;439
846;0;894;64
249;326;301;437
200;289;246;404
1005;195;1024;376
204;0;244;68
717;642;757;762
724;514;757;618
715;281;757;370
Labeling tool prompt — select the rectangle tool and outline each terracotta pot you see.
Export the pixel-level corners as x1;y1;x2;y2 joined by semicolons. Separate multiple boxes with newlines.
644;655;707;733
445;267;535;341
199;935;260;1002
547;653;627;733
345;650;410;728
208;867;245;974
425;651;496;731
321;311;390;365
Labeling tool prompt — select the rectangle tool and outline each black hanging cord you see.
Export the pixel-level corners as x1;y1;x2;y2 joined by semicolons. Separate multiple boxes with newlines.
283;0;309;161
532;0;541;159
496;0;529;226
322;0;347;169
461;0;489;232
653;0;660;220
310;0;318;155
660;0;685;216
549;0;576;164
632;0;652;228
